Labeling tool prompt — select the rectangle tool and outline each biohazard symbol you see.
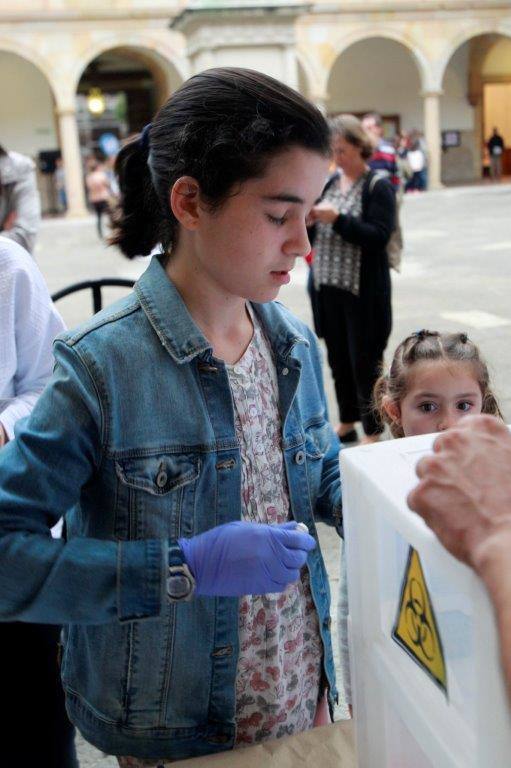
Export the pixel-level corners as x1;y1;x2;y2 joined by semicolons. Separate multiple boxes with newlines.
392;547;447;695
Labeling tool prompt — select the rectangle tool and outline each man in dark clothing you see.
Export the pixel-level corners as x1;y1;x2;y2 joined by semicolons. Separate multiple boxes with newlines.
362;112;403;270
361;112;399;192
488;128;505;180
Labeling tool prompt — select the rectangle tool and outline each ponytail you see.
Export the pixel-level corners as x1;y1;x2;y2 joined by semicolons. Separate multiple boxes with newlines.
109;134;171;259
482;388;504;420
372;372;404;438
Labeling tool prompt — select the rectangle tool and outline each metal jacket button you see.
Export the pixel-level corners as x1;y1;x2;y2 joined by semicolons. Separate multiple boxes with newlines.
282;367;289;376
208;733;230;744
156;470;168;488
216;458;236;470
294;450;305;465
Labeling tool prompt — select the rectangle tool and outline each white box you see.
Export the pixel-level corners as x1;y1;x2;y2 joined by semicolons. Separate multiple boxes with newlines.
341;432;511;768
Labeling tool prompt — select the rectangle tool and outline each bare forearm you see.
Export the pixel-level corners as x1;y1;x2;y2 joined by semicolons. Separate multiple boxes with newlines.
497;608;511;706
473;526;511;704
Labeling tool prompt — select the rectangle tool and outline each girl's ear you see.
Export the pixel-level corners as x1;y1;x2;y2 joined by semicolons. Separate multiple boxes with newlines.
382;395;401;425
170;176;201;230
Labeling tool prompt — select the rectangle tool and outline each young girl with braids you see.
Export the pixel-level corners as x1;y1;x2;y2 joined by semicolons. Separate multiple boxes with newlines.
373;329;502;438
338;329;502;712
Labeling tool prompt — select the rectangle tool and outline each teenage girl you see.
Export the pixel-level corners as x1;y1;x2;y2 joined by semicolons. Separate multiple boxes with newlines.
0;68;341;765
338;328;502;710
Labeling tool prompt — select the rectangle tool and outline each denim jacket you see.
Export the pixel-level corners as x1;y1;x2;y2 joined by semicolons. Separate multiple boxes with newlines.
0;256;341;760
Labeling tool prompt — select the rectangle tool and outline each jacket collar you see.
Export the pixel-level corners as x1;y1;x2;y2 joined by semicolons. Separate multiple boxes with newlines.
135;256;309;365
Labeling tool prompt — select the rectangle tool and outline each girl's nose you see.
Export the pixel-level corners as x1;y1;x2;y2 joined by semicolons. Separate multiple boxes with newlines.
284;223;311;260
437;411;458;432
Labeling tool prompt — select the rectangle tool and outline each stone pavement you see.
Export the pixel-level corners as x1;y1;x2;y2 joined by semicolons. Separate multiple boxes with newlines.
32;181;511;765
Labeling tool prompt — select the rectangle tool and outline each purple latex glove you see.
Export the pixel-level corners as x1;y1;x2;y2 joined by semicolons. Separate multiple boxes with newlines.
178;520;316;597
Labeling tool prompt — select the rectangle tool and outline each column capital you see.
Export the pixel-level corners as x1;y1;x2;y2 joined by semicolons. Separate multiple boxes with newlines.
420;89;444;99
55;106;76;118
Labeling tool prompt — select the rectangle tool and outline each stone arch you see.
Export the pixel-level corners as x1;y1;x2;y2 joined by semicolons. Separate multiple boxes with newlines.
439;28;511;182
438;22;511;87
295;49;323;100
55;33;190;110
0;43;63;212
326;28;433;95
325;33;427;139
0;38;57;102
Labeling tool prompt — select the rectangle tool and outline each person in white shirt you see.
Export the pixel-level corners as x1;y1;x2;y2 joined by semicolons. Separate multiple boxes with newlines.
0;145;41;255
0;235;65;445
0;235;77;767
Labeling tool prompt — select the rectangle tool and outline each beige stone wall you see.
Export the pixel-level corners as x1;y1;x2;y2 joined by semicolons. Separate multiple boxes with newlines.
1;0;510;208
2;3;510;111
296;12;511;97
1;1;179;15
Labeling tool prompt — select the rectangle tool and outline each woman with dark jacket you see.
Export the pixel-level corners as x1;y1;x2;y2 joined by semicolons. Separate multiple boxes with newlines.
310;114;395;444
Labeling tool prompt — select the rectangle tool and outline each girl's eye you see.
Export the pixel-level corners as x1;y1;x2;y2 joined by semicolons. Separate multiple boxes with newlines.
419;402;436;413
457;401;473;412
266;214;287;226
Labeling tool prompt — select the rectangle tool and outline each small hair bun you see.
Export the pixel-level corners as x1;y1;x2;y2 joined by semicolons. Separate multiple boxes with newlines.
139;123;152;152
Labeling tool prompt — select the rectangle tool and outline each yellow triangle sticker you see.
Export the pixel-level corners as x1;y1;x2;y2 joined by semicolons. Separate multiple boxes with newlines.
392;547;447;695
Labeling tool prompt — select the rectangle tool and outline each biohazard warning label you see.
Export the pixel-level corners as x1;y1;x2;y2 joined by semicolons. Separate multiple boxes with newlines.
392;546;447;695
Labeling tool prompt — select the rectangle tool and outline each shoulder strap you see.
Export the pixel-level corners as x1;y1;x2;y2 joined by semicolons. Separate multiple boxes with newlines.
368;170;388;195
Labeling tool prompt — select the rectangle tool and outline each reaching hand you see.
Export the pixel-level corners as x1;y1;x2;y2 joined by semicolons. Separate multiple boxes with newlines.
408;415;511;569
310;202;339;225
178;520;316;597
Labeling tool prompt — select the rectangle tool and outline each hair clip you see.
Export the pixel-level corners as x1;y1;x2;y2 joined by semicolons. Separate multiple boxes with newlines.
139;123;152;151
459;333;468;343
412;329;427;341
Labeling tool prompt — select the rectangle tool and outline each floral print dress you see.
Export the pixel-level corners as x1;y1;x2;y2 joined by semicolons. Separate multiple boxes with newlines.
117;307;323;767
229;307;322;746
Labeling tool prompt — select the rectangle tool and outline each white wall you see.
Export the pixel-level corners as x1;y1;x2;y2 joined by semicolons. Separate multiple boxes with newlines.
326;38;423;131
440;43;474;131
211;46;289;84
0;52;57;159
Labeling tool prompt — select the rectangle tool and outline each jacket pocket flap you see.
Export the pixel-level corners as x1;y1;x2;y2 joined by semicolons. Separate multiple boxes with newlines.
304;421;332;459
115;454;200;495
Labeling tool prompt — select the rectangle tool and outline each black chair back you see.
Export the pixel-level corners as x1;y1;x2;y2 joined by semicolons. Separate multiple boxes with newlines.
51;278;135;314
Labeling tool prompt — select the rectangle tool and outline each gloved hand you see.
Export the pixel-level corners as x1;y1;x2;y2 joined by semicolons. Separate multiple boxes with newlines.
178;520;316;597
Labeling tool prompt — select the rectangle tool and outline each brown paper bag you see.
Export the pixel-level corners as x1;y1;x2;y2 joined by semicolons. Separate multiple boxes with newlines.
171;722;356;768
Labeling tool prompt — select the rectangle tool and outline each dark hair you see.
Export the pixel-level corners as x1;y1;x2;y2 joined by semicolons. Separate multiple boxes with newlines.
374;329;503;437
329;114;374;160
362;111;383;128
110;67;331;258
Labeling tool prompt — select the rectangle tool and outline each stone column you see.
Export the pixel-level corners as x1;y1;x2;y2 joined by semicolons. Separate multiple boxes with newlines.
56;107;87;217
311;93;328;116
422;90;443;190
192;49;215;75
283;46;299;91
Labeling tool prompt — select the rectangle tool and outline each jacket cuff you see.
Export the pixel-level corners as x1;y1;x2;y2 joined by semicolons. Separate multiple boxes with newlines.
118;539;167;622
1;407;25;441
333;502;343;538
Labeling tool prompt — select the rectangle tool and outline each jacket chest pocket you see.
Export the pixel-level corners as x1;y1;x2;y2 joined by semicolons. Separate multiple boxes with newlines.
304;421;331;501
114;453;200;540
